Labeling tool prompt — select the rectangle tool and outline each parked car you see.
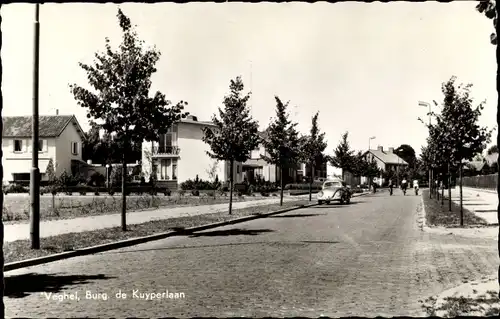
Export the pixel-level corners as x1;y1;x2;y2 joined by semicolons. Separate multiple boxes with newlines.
317;178;352;205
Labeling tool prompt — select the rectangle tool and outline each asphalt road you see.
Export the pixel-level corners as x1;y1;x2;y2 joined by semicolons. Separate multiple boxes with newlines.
4;190;498;317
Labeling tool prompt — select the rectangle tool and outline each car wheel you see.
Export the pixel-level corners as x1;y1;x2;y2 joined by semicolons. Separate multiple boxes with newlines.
325;201;330;205
340;199;344;205
346;197;350;204
318;200;323;205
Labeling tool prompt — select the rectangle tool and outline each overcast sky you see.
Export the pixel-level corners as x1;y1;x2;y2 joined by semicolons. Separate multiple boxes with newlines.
1;2;497;156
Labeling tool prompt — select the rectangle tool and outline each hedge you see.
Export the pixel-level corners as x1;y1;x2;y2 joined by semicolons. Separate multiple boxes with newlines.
284;183;323;191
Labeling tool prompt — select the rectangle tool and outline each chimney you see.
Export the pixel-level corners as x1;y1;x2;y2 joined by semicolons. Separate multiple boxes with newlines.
377;146;383;152
56;109;59;115
388;147;394;153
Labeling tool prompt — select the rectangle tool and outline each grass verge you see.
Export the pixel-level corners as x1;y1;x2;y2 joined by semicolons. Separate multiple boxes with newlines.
2;193;281;224
422;291;499;317
4;199;311;264
422;189;488;227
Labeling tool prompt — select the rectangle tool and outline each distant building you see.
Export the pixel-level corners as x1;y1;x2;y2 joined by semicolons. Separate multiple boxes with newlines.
363;146;409;186
242;129;307;184
364;146;408;172
2;115;85;184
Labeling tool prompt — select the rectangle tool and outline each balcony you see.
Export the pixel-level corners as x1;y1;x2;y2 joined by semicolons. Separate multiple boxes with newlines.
152;146;181;157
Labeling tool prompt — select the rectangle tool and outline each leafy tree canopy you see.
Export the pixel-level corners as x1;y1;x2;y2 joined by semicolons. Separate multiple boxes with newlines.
69;8;188;153
300;112;328;170
330;131;355;176
202;76;260;163
261;96;301;168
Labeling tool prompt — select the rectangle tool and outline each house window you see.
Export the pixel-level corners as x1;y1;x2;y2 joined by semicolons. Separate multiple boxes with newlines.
13;140;22;152
160;159;171;180
237;165;240;174
71;142;79;155
172;159;177;180
38;140;44;152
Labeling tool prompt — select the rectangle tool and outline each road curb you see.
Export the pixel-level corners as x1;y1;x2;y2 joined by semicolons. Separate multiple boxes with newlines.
4;202;318;272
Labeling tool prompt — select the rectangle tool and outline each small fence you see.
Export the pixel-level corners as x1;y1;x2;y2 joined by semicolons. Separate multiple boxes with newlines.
462;173;498;190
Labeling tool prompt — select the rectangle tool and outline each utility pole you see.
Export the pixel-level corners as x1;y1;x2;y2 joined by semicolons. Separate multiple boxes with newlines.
419;101;433;198
30;2;41;249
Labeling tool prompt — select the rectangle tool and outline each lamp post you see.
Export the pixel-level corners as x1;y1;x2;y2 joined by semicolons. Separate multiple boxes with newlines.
419;101;433;198
368;136;376;151
30;3;41;249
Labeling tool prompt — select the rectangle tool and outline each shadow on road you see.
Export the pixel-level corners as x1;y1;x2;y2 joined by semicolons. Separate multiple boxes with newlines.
4;273;115;298
103;240;342;255
188;228;274;237
269;213;326;218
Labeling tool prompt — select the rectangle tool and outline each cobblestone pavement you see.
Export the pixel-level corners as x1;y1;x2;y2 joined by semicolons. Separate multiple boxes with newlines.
4;192;497;317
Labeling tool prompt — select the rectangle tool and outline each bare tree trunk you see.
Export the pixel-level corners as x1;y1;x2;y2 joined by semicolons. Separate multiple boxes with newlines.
309;163;315;202
280;165;284;206
459;163;463;226
150;140;154;207
121;154;127;231
448;163;452;212
429;168;433;199
229;160;234;215
441;178;444;206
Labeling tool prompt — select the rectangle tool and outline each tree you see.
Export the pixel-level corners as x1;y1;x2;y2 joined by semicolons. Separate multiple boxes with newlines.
394;144;417;170
424;77;492;219
362;158;381;186
330;131;355;180
206;160;220;199
82;121;101;162
476;0;497;45
69;9;188;231
300;112;328;201
202;76;260;215
46;158;58;213
261;96;301;206
487;144;498;155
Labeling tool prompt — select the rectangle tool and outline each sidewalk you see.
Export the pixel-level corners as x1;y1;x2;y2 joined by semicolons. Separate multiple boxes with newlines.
445;186;498;225
3;194;324;243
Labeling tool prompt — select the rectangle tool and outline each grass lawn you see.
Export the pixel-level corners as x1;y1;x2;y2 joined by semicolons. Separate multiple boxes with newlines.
3;199;311;264
2;192;281;224
422;190;488;227
423;292;499;317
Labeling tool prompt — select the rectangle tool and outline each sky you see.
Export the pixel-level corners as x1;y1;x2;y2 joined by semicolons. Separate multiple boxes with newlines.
1;2;497;157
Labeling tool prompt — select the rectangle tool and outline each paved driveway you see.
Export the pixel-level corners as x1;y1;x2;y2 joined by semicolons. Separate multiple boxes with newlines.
3;191;497;317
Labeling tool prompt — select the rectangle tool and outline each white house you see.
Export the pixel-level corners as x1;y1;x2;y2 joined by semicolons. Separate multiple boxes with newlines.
363;146;409;186
242;130;317;184
141;115;244;189
2;115;86;184
364;146;409;172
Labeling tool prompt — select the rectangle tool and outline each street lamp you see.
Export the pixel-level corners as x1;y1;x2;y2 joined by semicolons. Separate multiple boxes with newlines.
419;100;433;197
30;2;41;249
368;136;376;151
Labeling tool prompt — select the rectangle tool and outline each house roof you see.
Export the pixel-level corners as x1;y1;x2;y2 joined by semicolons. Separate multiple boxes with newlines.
258;130;269;140
365;149;408;165
180;118;217;127
485;152;498;165
2;115;85;139
465;160;486;171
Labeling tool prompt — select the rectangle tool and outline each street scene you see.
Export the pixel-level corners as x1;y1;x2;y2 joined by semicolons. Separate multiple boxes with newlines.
1;1;499;317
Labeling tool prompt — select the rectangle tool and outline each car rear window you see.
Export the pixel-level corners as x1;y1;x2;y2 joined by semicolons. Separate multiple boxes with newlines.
324;182;342;188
